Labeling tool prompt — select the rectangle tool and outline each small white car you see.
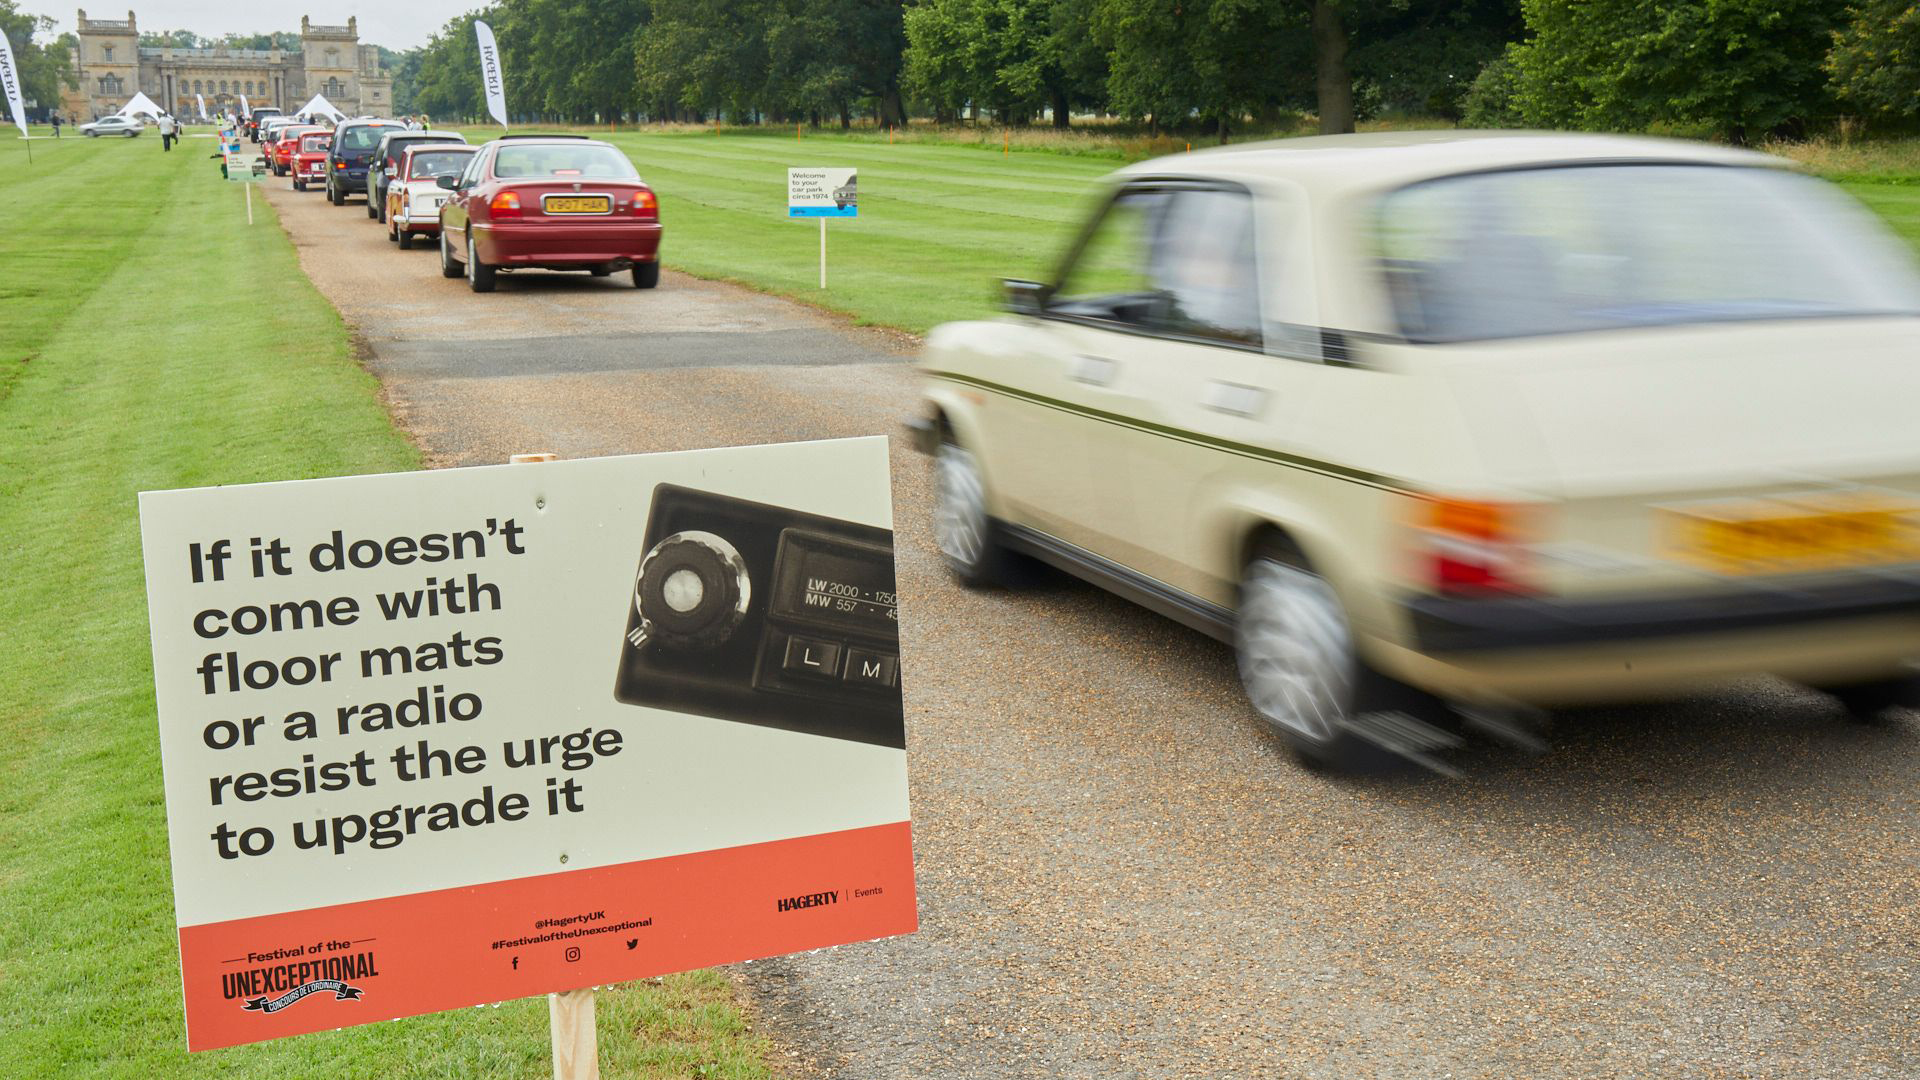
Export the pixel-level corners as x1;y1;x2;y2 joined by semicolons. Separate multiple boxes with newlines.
385;143;477;249
80;115;144;137
912;131;1920;769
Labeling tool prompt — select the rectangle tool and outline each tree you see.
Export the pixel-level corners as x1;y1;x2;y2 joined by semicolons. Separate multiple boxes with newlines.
904;0;1104;125
0;0;74;112
139;29;203;48
1828;0;1920;122
1507;0;1839;142
1349;0;1521;120
411;13;487;122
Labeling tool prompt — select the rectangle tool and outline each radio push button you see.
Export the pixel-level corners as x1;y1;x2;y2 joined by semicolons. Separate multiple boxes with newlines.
783;636;842;678
843;649;898;689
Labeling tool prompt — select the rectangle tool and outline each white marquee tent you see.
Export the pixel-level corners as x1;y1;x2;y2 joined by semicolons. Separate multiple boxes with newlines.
114;91;166;120
293;93;347;124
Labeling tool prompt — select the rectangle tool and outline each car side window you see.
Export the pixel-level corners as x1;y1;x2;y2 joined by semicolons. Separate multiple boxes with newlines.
1148;188;1264;347
459;152;485;189
1049;190;1171;326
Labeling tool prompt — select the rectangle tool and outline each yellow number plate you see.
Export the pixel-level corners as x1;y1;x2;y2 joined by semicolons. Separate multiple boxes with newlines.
543;195;611;214
1663;492;1920;576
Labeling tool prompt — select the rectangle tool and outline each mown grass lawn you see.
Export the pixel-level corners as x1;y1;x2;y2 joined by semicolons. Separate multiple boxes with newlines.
574;130;1920;336
0;133;774;1079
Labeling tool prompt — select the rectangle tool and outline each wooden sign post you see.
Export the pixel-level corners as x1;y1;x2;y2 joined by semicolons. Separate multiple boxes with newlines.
509;451;599;1080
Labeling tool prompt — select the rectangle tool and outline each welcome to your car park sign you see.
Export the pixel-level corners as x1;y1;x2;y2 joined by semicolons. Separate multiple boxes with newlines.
789;167;857;217
138;440;915;1050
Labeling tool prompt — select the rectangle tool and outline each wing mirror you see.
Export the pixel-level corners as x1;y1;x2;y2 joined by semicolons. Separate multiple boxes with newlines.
436;174;459;191
1001;279;1052;316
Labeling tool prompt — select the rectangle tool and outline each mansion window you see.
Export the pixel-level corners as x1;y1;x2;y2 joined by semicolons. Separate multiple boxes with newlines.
325;77;344;96
244;80;254;94
97;74;122;95
102;44;114;62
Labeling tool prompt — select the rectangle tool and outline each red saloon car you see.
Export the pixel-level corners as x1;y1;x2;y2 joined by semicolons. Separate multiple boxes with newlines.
269;124;323;175
387;143;477;249
436;135;662;292
291;132;332;192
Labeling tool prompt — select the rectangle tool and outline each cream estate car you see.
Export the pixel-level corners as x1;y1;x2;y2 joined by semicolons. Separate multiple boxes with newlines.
911;132;1920;769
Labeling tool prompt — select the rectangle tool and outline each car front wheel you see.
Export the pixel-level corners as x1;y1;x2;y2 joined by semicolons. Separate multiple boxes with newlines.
1235;540;1405;771
1820;676;1920;722
933;438;1013;586
466;233;496;293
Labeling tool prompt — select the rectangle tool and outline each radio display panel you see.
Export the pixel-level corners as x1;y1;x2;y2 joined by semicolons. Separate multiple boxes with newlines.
770;529;898;634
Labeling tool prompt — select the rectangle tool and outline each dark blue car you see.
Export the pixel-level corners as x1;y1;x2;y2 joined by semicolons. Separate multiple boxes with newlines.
325;119;407;206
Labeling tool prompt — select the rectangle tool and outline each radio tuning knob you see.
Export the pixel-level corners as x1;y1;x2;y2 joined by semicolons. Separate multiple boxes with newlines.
634;531;751;647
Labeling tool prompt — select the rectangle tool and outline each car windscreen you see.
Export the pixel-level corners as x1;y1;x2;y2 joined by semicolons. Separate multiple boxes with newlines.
492;144;638;180
339;125;402;152
1373;164;1920;343
409;150;475;178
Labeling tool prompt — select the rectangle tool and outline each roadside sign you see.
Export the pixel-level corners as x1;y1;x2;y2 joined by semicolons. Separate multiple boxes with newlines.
138;438;916;1051
788;167;857;217
225;152;266;182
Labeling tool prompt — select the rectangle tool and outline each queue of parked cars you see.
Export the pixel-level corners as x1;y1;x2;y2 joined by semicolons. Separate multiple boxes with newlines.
255;108;664;293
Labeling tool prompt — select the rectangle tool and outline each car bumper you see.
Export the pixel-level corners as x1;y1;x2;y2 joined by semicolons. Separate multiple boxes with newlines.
335;168;369;191
395;207;446;233
1381;576;1920;704
474;221;662;266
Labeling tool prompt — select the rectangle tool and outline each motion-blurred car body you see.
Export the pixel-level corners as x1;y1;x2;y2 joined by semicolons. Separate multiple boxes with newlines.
437;135;663;292
913;131;1920;767
80;115;143;137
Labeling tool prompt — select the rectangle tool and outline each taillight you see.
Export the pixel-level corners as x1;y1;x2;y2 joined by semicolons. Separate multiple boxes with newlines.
1412;498;1542;596
489;190;522;218
633;188;658;219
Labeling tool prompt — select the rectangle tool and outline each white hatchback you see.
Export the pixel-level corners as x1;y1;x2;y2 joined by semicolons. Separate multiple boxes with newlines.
912;132;1920;769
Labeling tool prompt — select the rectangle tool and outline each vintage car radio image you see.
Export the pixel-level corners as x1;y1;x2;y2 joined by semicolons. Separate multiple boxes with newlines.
614;483;905;748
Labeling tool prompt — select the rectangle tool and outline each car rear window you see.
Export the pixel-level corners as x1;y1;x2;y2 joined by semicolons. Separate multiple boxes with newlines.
301;135;331;151
492;144;637;180
409;150;475;178
1374;164;1920;342
340;125;402;152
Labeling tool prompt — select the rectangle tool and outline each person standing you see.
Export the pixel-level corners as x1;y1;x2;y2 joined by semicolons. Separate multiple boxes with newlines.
159;113;176;151
49;113;60;137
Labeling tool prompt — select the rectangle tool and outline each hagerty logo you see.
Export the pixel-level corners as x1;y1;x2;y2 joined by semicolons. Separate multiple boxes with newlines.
223;949;378;1014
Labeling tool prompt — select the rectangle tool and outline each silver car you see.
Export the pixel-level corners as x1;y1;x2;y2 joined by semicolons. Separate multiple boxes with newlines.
81;115;144;137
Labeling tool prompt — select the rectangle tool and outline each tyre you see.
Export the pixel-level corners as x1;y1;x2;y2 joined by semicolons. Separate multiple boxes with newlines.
466;233;496;293
293;177;305;192
1821;676;1920;722
398;231;414;250
932;437;1015;586
366;194;379;219
328;181;342;206
377;196;388;224
632;261;661;289
440;231;462;278
1235;537;1413;771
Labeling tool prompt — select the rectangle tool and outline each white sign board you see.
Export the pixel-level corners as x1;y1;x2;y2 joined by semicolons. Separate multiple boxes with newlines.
788;167;857;218
139;439;915;1050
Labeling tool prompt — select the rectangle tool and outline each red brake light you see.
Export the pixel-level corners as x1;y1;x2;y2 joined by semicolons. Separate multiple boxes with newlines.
1413;498;1541;596
633;189;657;218
489;190;523;218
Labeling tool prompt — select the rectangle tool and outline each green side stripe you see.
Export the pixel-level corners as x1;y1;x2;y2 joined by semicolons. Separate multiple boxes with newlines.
925;371;1417;493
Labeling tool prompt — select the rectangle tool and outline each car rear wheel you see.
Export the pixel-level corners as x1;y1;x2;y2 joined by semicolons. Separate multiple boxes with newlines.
366;194;379;219
466;233;496;293
632;262;660;289
1235;539;1402;771
328;181;342;206
439;231;462;278
293;177;305;192
398;230;414;250
933;438;1014;587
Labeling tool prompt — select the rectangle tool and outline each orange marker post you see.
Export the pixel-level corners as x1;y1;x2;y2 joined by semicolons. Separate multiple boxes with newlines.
1003;129;1008;156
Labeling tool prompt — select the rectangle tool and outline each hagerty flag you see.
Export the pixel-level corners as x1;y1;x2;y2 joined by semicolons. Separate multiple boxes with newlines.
0;27;28;141
474;19;509;129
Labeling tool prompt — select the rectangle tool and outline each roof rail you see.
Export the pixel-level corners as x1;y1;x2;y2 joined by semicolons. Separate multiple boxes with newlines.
496;133;591;140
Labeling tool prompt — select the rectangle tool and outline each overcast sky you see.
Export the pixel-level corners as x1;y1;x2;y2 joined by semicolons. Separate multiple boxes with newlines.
49;1;475;51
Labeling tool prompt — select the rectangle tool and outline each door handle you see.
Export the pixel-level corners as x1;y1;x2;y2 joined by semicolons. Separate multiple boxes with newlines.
1071;355;1118;387
1201;380;1268;418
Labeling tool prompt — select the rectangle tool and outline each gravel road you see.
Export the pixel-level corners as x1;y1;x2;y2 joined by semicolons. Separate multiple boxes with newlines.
264;182;1920;1080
